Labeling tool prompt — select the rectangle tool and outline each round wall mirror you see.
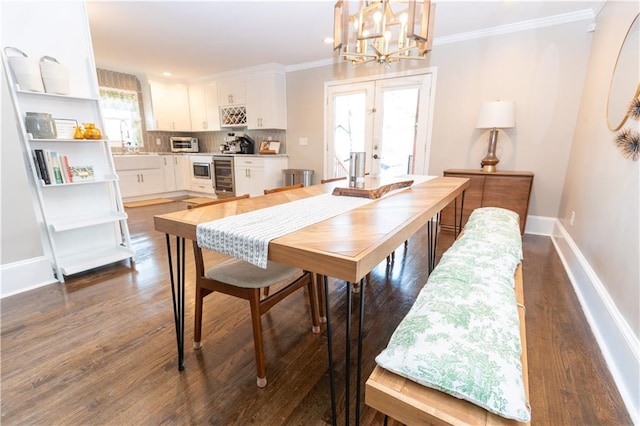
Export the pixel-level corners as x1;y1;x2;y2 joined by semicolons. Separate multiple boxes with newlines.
607;13;640;131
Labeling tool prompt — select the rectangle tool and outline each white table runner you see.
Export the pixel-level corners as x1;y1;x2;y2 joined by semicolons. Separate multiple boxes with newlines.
196;175;433;268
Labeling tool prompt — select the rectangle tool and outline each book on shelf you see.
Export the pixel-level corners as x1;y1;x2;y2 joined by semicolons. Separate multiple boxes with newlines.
69;165;95;181
32;149;92;184
33;149;51;184
62;155;73;183
50;151;64;184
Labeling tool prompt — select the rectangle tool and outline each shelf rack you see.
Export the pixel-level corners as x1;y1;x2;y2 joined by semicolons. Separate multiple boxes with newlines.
2;51;135;283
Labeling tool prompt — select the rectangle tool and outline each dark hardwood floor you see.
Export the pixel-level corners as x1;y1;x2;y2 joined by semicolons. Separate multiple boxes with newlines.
1;200;632;425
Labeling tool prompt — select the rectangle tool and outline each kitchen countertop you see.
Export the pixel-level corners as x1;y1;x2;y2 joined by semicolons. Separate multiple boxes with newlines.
113;152;288;157
211;153;288;157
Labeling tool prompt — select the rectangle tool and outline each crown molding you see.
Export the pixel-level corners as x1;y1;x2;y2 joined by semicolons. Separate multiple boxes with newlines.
286;58;336;73
434;8;596;46
287;8;597;72
192;63;287;83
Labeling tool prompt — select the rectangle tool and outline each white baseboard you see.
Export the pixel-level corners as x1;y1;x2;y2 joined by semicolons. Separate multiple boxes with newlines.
524;215;555;236
551;220;639;423
1;256;57;298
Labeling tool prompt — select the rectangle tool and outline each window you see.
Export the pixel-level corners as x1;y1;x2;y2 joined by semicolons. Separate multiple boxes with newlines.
99;87;143;148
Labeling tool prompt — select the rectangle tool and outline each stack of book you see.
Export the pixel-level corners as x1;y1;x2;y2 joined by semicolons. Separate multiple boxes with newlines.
32;149;94;185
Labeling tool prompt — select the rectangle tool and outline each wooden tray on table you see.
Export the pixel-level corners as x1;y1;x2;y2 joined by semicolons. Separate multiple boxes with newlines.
332;179;414;199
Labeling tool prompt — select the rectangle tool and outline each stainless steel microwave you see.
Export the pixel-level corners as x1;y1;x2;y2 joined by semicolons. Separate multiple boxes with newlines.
170;137;199;153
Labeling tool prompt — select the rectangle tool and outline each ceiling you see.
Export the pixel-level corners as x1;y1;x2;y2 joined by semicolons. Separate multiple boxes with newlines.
87;1;600;82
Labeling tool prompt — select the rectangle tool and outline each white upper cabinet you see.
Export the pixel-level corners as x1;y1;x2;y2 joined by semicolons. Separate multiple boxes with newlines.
189;82;220;131
148;81;191;131
217;80;246;106
246;73;287;130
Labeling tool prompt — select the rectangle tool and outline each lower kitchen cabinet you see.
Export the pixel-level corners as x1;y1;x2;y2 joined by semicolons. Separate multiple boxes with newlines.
114;155;166;198
234;156;288;197
162;154;190;192
440;169;534;235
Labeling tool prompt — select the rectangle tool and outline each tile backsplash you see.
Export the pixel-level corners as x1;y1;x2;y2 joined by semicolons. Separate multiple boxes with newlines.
143;129;286;154
97;68;287;154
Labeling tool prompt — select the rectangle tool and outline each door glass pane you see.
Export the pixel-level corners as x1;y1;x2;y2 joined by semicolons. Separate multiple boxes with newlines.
379;88;419;177
333;93;366;178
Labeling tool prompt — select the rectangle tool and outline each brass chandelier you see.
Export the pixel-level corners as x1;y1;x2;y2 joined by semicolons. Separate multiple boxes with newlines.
333;0;436;65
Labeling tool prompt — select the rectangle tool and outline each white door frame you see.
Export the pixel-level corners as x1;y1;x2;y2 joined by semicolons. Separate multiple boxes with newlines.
323;67;438;179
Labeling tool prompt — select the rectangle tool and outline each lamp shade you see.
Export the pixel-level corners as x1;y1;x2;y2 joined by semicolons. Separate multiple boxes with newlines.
476;100;516;129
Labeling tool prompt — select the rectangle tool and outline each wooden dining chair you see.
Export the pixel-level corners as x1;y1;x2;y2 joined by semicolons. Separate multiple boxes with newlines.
263;183;304;194
192;206;321;387
186;193;250;209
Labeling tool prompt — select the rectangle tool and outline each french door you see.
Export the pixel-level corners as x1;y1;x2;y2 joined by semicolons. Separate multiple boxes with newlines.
326;72;433;179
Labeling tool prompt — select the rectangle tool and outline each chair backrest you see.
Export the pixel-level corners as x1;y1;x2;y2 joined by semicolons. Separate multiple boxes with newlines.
320;176;347;184
187;194;250;209
263;183;304;195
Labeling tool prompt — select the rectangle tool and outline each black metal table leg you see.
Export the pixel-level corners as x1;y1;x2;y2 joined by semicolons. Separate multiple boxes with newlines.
166;234;186;372
454;189;467;238
355;277;365;426
345;282;353;425
458;189;466;234
324;275;337;426
427;212;440;274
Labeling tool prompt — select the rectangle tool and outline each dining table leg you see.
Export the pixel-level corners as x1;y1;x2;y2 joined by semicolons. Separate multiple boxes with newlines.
324;276;367;426
355;277;366;425
345;282;352;424
324;275;338;425
165;234;186;371
427;212;441;273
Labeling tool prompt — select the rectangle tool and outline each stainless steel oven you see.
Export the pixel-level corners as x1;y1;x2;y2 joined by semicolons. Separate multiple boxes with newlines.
192;161;212;180
213;155;235;196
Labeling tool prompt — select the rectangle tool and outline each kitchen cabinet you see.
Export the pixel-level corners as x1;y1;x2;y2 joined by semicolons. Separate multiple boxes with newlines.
148;81;191;131
2;51;134;282
440;169;534;235
161;154;190;192
246;73;287;129
114;155;166;198
189;82;221;131
234;156;288;197
217;79;246;106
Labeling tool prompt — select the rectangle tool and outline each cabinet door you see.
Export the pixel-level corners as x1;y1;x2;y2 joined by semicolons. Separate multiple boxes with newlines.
246;74;287;129
482;175;533;234
162;155;176;192
218;80;246;106
440;173;485;229
234;166;264;197
174;156;191;191
189;83;220;131
149;81;191;131
118;170;144;198
139;168;165;195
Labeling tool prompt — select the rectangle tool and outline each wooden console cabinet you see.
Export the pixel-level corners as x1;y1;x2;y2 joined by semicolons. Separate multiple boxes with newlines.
440;169;534;235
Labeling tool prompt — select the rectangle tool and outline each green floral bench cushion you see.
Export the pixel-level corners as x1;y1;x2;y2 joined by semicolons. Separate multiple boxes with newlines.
375;207;530;422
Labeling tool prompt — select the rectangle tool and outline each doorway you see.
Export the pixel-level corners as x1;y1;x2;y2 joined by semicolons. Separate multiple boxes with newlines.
325;71;434;179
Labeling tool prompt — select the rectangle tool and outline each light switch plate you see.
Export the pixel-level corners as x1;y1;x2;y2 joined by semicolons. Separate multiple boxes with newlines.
299;137;308;146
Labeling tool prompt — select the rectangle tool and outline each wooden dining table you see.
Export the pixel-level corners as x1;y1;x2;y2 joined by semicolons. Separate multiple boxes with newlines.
153;175;470;426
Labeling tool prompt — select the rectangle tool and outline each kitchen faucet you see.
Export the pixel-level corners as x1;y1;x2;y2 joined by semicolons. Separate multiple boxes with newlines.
119;120;131;153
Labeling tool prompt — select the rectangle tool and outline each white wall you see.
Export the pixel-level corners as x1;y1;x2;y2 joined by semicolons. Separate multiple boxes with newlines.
555;2;639;419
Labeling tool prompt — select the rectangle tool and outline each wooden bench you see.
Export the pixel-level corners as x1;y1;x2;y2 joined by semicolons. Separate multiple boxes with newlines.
365;264;529;426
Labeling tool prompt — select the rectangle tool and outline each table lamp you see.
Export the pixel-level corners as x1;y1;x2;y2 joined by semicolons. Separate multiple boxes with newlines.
476;100;516;172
